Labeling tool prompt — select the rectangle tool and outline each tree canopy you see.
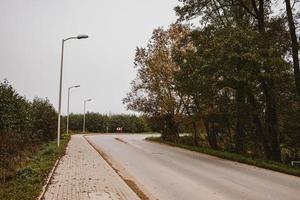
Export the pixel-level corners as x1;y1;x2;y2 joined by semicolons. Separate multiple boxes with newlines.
124;0;300;162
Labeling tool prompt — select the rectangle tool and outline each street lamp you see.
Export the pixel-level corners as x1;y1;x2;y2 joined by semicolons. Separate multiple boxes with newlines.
57;34;88;147
66;85;80;135
83;99;92;133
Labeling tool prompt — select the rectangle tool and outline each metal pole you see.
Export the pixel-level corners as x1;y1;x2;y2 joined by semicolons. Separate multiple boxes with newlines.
83;99;91;133
57;39;64;147
83;101;86;133
66;87;71;135
66;85;80;135
56;34;88;147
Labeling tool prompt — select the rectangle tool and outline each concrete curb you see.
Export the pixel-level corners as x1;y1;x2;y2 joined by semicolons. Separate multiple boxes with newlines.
37;155;62;200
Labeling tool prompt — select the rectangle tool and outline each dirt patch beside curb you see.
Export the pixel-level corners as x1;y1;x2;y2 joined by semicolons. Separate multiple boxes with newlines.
114;137;128;144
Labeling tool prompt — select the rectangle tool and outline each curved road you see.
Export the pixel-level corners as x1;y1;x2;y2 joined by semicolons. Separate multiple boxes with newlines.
86;134;300;200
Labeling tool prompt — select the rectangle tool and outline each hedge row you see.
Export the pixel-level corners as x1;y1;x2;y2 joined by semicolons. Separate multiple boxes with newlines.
0;80;57;183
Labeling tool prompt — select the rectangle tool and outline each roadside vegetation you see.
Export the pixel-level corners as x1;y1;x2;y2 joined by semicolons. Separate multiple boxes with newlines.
0;80;71;199
147;136;300;177
66;113;150;133
0;135;69;200
124;0;300;166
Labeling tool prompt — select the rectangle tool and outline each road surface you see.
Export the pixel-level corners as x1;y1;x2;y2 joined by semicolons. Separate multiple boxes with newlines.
86;134;300;200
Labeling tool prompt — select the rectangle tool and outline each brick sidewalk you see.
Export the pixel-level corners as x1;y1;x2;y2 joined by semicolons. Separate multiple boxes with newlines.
43;135;140;200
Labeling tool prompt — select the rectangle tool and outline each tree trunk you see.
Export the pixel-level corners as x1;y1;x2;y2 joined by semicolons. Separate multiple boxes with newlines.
247;90;273;159
162;115;179;142
192;120;199;146
261;80;281;161
235;87;246;153
285;0;300;98
204;121;218;150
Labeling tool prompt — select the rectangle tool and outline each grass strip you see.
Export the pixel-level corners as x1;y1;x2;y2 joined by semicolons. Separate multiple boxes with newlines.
0;135;70;200
146;137;300;177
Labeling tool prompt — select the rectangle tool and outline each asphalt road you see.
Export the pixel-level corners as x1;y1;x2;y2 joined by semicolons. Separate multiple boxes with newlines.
86;134;300;200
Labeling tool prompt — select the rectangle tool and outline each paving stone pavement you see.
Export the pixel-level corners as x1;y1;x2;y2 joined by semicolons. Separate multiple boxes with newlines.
43;135;140;200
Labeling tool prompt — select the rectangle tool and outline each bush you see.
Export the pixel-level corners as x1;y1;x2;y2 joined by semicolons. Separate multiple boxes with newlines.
0;135;70;200
0;80;58;183
30;98;57;142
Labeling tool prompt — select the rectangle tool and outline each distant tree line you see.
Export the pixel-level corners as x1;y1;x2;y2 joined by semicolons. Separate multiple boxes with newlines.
124;0;300;162
0;80;57;183
66;113;150;133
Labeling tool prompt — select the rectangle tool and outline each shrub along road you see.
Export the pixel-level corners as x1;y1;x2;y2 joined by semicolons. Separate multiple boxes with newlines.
86;134;300;200
0;135;69;200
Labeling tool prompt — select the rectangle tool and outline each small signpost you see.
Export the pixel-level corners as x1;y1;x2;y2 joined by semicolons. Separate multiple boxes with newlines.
116;127;123;133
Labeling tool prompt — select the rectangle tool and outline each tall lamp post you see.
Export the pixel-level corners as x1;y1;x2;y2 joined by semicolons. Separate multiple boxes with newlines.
57;34;88;147
67;85;80;135
83;99;92;133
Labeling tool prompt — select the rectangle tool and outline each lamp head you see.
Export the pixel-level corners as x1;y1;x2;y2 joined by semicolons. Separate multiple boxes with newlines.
77;34;89;39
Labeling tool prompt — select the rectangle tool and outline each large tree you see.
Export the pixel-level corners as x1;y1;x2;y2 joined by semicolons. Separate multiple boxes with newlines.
175;0;293;161
123;25;189;141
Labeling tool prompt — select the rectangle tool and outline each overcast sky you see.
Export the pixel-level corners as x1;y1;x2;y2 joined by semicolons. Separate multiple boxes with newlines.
0;0;178;115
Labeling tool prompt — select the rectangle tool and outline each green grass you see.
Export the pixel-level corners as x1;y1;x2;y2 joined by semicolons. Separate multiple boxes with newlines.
0;135;70;200
146;136;300;177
